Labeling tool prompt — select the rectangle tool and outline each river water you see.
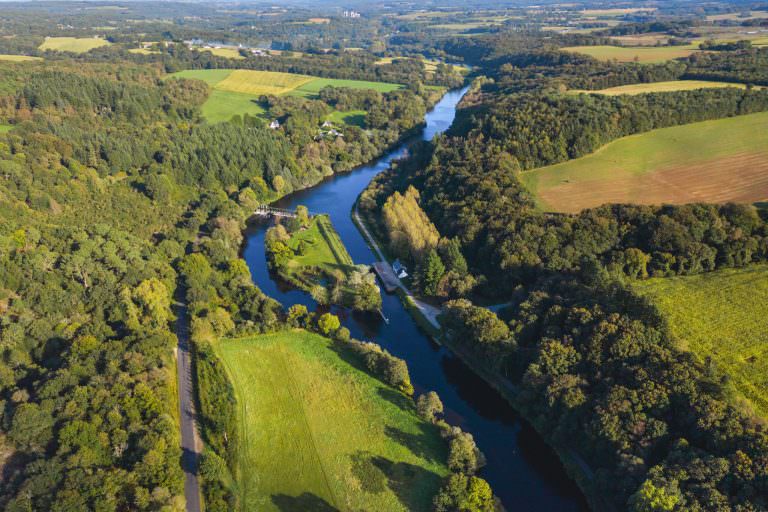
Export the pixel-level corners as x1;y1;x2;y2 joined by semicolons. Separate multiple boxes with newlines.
242;87;589;511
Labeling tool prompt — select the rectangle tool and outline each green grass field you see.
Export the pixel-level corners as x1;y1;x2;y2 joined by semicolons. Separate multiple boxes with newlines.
168;69;402;122
284;215;355;277
201;90;267;123
214;331;449;511
0;124;13;134
289;77;402;98
326;109;367;127
633;265;768;418
561;44;699;63
521;111;768;212
572;80;750;95
0;54;42;62
39;37;111;53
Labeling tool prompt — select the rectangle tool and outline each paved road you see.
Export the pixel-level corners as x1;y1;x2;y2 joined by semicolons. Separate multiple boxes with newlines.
174;297;203;512
353;204;442;329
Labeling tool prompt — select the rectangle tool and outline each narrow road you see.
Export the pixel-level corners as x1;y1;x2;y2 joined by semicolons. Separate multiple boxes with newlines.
353;204;442;329
174;295;203;512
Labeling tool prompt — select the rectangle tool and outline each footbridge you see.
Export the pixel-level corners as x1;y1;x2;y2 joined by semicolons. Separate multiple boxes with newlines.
253;204;320;219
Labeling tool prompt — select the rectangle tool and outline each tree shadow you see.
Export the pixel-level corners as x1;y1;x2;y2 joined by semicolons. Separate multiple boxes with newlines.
367;453;442;510
376;386;413;410
271;492;339;512
383;424;442;464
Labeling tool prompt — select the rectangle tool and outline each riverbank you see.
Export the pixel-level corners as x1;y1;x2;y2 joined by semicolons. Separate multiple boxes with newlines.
265;213;381;311
353;192;608;511
240;86;589;511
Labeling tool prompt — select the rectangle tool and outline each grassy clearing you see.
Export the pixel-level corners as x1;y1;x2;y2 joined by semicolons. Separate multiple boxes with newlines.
326;109;367;127
39;36;110;53
0;54;42;62
572;80;751;95
0;125;13;134
633;265;768;418
521;111;768;212
201;90;267;123
214;331;449;511
561;44;699;63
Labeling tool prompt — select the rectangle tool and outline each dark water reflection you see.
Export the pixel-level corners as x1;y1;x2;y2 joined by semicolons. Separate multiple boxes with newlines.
242;87;589;511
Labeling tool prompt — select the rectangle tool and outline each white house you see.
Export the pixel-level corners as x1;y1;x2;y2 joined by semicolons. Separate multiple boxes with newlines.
269;119;280;129
392;259;408;279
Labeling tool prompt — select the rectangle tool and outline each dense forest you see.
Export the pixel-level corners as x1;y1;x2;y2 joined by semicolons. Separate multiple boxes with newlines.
0;52;462;509
360;27;768;512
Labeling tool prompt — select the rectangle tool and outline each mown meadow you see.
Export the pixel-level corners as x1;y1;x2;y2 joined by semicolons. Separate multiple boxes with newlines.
213;331;449;511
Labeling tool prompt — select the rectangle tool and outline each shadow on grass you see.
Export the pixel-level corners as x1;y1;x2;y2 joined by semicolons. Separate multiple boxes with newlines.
384;424;442;464
377;386;414;410
271;492;339;512
342;113;366;128
350;451;442;509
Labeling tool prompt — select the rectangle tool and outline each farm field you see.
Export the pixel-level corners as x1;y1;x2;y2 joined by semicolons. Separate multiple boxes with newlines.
0;54;42;62
169;69;401;122
127;48;159;55
39;36;110;53
213;331;449;511
561;44;699;63
706;10;768;21
633;265;768;418
520;111;768;212
580;7;656;16
198;47;244;59
572;80;750;95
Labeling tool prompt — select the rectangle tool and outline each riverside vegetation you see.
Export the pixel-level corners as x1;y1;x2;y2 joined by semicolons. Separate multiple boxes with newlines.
360;30;768;512
265;207;382;311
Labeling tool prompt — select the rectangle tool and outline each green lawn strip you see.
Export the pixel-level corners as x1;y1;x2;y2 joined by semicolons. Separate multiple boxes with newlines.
200;89;267;123
633;264;768;418
520;111;768;210
213;331;449;511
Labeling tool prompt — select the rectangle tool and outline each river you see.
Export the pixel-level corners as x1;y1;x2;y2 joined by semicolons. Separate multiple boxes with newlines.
242;87;589;511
